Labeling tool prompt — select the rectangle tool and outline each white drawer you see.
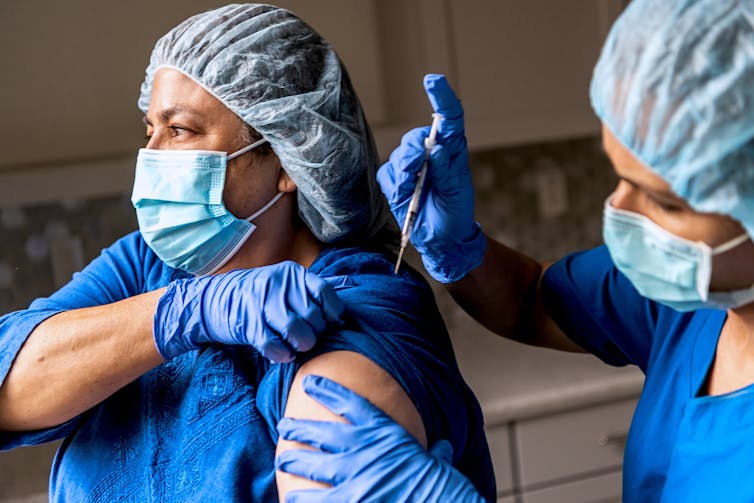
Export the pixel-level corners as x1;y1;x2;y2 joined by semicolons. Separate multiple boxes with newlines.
515;398;635;488
485;424;514;495
522;470;622;503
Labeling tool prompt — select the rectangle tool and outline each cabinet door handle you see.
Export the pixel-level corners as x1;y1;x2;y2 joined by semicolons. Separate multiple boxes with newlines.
598;431;629;447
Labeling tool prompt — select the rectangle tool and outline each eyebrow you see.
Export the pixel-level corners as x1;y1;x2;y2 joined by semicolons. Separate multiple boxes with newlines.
600;139;687;206
142;105;200;126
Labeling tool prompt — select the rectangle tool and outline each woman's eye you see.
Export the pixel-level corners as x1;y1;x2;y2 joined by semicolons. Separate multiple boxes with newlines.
650;197;682;213
169;125;191;136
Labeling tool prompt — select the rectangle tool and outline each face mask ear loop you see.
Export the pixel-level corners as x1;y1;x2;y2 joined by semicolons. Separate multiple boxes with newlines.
712;233;751;255
227;137;268;161
245;192;285;222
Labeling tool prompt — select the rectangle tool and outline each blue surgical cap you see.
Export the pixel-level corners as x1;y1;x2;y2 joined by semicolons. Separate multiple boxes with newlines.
138;3;390;243
591;0;754;237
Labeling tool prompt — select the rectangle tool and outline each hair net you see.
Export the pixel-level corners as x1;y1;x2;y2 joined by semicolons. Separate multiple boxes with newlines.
138;3;392;244
590;0;754;237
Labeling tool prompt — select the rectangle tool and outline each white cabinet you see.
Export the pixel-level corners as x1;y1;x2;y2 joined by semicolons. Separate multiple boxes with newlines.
486;424;515;496
0;0;385;170
522;471;622;503
447;0;624;149
515;398;633;487
369;0;626;154
485;397;636;502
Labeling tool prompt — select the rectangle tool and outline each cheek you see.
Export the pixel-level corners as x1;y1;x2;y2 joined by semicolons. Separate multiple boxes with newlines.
648;211;713;243
661;213;742;246
222;160;279;217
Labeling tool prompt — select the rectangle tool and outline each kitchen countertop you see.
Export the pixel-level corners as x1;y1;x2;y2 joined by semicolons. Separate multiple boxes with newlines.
433;285;645;427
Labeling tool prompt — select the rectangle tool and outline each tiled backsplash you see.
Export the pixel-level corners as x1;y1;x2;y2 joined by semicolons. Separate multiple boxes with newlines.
471;135;615;261
0;195;138;315
0;135;616;317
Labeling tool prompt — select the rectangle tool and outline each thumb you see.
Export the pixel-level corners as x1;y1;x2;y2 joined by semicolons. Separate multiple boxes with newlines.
425;143;460;197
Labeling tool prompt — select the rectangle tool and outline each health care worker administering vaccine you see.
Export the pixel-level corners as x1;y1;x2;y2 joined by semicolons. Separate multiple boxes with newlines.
275;0;754;501
0;4;497;501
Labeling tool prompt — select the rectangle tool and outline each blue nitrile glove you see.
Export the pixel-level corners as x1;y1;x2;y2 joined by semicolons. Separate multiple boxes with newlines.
377;74;486;283
275;375;487;502
153;261;344;363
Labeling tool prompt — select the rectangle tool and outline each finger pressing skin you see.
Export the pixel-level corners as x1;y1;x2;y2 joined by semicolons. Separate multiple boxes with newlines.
277;417;353;452
301;375;384;425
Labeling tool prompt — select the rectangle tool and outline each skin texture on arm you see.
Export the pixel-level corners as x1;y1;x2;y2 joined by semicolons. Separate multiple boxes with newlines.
447;237;586;353
0;290;165;431
275;350;427;500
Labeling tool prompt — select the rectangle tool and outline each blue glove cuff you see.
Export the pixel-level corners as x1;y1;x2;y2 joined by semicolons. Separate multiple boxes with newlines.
421;222;487;283
153;278;209;360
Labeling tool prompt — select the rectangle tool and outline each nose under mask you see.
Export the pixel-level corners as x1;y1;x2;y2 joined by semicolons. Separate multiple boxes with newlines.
602;195;753;312
131;138;284;276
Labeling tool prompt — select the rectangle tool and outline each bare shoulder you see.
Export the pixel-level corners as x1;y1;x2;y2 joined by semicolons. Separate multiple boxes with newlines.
274;350;427;500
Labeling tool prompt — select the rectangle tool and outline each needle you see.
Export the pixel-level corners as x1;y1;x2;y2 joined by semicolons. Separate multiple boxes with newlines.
394;113;442;274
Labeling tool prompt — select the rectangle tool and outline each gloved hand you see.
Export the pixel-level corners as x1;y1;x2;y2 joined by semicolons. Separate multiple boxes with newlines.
275;375;487;503
377;74;486;283
153;261;344;363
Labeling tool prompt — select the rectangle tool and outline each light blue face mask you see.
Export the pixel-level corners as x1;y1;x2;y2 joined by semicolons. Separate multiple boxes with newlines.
131;138;284;276
603;196;754;312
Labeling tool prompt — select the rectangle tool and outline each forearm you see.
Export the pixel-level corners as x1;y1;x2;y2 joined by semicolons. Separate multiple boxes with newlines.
446;235;583;352
446;236;540;336
0;289;165;431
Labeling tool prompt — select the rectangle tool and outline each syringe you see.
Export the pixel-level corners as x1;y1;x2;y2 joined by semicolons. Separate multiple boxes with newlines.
394;113;442;274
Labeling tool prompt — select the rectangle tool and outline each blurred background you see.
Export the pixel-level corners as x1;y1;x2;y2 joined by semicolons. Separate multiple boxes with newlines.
0;1;640;502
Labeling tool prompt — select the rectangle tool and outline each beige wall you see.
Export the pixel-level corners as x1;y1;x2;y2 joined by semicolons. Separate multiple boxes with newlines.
0;1;623;177
0;0;385;171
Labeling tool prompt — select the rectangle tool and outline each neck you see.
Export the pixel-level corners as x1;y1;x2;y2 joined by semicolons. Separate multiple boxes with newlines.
215;193;323;273
704;302;754;396
718;303;754;373
728;302;754;343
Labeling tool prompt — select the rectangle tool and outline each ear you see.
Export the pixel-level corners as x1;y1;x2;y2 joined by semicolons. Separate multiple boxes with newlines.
277;168;297;193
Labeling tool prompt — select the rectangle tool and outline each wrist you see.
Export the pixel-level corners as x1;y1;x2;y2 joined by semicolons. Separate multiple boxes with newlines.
422;222;487;283
153;278;208;360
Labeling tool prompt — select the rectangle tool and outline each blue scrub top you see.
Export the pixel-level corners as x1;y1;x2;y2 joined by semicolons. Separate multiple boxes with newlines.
543;245;753;503
0;231;495;502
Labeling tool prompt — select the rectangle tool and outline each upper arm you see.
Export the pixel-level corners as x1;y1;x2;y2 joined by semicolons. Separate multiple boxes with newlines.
447;236;583;353
541;246;657;369
533;262;587;353
275;350;426;500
